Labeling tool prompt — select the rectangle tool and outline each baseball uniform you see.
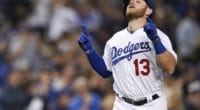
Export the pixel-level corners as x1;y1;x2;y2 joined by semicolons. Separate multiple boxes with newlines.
103;27;177;110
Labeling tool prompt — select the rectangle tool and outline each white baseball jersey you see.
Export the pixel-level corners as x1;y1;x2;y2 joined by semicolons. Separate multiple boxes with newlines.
103;27;177;99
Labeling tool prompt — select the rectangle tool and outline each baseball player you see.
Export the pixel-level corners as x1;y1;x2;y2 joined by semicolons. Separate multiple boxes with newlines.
77;0;177;110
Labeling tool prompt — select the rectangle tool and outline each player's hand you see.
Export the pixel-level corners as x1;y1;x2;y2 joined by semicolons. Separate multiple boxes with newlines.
77;24;94;54
144;18;160;43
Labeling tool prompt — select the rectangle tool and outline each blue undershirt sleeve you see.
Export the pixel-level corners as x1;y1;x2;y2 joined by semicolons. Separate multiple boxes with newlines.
86;50;112;78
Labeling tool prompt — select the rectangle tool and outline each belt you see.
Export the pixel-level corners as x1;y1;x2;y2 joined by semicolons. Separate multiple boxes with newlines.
116;93;159;106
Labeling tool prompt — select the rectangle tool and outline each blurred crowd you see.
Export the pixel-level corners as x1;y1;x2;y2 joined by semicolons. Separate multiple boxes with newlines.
0;0;200;110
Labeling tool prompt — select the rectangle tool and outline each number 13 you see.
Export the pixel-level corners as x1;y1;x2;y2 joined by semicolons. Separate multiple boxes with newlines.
133;59;150;76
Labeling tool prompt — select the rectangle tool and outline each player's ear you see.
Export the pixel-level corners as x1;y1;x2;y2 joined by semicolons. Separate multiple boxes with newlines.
145;7;153;17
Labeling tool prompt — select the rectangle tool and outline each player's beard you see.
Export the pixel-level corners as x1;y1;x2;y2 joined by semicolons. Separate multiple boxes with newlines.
126;6;147;20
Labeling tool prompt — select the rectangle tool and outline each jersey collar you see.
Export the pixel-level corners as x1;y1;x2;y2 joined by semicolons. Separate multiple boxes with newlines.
126;27;144;35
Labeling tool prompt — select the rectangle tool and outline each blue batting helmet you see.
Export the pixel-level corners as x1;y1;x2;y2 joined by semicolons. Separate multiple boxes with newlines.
122;0;155;18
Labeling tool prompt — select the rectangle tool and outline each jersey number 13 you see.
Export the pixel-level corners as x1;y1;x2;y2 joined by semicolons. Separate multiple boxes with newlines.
133;59;150;76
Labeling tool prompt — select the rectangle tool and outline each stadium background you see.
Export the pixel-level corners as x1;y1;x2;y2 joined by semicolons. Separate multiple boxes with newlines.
0;0;200;110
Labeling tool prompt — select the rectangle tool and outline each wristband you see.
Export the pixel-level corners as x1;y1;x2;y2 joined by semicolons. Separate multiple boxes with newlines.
153;38;166;55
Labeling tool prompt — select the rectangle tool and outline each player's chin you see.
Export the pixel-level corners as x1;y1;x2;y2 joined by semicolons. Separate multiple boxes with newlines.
126;12;142;20
126;10;144;20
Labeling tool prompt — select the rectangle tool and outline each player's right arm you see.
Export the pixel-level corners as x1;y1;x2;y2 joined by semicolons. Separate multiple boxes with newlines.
77;24;112;78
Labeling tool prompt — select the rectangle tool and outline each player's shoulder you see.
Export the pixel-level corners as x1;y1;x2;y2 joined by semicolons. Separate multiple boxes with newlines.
156;28;174;45
157;28;169;38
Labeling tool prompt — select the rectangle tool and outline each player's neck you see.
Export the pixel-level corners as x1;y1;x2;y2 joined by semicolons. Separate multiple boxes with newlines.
127;17;147;33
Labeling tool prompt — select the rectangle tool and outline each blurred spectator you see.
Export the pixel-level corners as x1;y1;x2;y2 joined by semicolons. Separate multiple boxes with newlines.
0;70;33;110
48;63;76;109
54;88;73;110
89;74;113;97
175;7;200;60
27;0;51;30
185;80;200;110
0;52;11;87
6;29;42;72
48;0;80;41
74;0;102;32
164;76;184;110
191;36;200;65
69;76;101;110
27;96;45;110
102;94;115;110
27;70;52;110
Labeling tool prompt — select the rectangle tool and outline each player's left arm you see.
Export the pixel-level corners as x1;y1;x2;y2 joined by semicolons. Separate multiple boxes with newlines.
144;18;177;74
156;48;177;74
